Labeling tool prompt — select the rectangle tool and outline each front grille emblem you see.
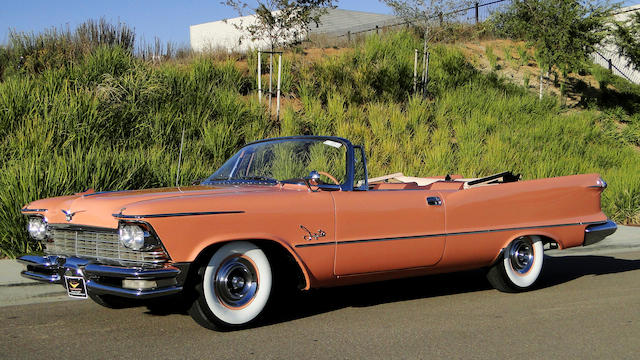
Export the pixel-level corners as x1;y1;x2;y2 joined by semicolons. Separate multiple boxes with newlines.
61;209;81;222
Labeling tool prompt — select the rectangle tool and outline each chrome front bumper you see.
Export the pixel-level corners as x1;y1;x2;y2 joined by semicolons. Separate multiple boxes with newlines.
584;220;617;246
18;255;186;299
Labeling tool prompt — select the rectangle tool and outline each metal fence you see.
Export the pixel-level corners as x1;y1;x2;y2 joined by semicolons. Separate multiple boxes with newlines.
593;49;640;84
591;5;640;84
337;0;509;39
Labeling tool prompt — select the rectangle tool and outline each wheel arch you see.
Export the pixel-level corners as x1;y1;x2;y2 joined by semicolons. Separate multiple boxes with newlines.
188;237;311;291
489;231;560;265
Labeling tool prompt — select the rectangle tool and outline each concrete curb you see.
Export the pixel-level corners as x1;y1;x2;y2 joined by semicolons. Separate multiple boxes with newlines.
0;259;67;306
0;258;35;286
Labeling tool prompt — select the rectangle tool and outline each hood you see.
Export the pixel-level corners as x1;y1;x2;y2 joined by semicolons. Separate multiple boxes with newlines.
24;185;283;229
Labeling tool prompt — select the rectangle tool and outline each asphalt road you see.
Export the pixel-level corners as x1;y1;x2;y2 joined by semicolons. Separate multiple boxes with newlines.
2;251;639;359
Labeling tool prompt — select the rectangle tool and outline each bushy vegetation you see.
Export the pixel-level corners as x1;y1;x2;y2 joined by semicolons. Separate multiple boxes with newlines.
1;27;639;257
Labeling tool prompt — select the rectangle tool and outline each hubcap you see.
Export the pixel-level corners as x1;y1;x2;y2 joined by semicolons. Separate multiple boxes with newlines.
508;237;534;274
214;256;258;308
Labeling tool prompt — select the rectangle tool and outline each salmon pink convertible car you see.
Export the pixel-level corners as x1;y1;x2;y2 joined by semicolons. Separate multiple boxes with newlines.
19;136;617;330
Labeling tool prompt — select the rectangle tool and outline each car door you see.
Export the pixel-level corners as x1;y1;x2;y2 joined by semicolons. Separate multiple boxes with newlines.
331;189;446;276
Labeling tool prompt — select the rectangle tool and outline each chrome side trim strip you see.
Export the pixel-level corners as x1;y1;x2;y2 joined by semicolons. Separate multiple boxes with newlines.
295;241;335;248
294;221;606;248
445;221;604;237
113;210;245;219
21;208;48;213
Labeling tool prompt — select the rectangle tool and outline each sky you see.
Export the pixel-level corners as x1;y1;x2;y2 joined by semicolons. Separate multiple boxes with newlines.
1;1;638;47
0;0;394;47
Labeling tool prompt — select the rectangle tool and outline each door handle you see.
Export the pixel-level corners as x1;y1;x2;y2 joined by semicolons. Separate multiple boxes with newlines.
426;196;442;206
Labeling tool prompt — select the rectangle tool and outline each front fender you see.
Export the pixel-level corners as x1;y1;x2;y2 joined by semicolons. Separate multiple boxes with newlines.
184;232;313;291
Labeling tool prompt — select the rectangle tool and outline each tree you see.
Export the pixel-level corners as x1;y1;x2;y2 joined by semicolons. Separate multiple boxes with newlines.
613;11;640;71
381;0;470;94
223;0;336;51
493;0;614;99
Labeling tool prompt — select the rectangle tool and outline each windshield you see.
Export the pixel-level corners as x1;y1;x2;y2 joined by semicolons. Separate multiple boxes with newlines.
202;138;348;185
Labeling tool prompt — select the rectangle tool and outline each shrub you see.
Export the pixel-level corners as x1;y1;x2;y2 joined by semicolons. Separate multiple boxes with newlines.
1;28;639;256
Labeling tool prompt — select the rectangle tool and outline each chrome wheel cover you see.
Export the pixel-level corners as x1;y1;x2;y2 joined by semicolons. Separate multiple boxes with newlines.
214;256;259;308
508;237;535;274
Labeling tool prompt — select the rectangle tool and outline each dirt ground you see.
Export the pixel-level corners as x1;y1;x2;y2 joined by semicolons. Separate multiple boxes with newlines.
458;39;606;107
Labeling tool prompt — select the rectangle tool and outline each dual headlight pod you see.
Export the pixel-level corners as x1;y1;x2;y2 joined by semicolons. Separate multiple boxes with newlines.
27;217;48;241
118;223;159;251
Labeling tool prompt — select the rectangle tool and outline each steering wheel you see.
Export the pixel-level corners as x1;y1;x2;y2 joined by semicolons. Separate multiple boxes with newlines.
317;171;340;185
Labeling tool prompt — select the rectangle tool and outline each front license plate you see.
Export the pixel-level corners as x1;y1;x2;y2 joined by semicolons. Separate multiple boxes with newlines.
64;276;88;299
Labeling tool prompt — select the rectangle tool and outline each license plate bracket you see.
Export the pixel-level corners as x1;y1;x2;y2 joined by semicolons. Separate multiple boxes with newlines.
64;276;88;299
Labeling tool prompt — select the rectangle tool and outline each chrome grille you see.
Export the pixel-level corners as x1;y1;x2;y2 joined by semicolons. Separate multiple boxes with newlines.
45;227;168;265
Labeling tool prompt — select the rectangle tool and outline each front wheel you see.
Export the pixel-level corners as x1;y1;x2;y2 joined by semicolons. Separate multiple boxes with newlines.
188;241;272;330
486;236;544;292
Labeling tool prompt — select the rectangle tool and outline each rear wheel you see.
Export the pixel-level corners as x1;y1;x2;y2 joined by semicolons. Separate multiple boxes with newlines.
188;241;272;330
486;236;544;292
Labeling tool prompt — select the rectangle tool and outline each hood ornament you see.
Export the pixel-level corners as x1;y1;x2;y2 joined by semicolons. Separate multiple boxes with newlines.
61;209;83;222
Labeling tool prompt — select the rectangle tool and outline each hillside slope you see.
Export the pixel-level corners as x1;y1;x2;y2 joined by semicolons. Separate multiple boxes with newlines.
1;30;639;256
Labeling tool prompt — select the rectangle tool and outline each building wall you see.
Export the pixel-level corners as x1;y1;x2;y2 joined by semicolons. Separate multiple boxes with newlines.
190;9;400;53
190;14;272;53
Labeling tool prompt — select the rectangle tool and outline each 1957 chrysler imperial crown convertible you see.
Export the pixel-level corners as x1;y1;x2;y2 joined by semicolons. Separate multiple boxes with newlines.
19;136;617;330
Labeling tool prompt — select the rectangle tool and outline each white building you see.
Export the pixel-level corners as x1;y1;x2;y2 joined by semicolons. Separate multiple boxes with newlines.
593;4;640;84
190;8;399;52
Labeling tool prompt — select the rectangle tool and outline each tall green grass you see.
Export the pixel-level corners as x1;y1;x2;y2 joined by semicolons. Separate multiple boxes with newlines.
1;28;639;257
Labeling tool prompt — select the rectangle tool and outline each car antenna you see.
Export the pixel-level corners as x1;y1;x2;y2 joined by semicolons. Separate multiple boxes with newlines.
175;126;185;187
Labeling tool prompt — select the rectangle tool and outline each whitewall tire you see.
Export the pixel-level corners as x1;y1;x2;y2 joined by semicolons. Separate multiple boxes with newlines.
486;236;544;292
189;241;272;330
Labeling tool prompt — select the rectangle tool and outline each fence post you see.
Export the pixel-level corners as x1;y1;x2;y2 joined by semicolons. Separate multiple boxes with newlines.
257;51;262;104
439;12;443;26
475;2;479;24
276;53;282;121
269;52;273;114
376;25;379;35
347;31;351;42
608;58;613;72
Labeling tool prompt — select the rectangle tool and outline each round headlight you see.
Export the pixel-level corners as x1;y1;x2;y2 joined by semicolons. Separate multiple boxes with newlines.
27;217;47;241
119;225;145;250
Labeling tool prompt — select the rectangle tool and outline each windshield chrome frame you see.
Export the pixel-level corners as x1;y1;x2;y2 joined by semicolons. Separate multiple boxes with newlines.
231;135;357;191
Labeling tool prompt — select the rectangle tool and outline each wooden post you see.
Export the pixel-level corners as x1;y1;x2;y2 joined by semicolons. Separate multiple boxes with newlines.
413;49;418;94
276;54;282;121
347;31;351;42
475;2;479;24
376;25;379;35
438;12;443;27
608;58;613;72
257;51;262;104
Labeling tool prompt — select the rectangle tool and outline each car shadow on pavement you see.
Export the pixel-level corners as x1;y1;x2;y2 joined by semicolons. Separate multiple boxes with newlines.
142;254;640;327
263;254;640;327
537;254;640;288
